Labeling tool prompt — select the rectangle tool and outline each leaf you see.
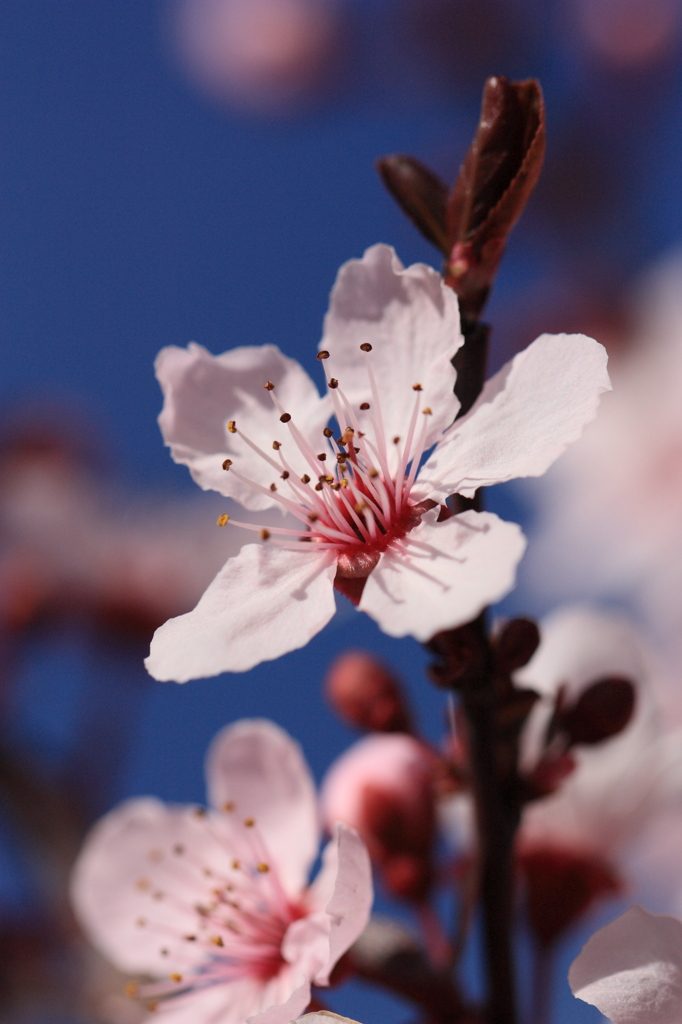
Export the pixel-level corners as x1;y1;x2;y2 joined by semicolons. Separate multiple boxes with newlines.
375;155;450;254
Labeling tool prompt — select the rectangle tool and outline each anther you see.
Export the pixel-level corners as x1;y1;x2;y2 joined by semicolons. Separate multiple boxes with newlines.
173;844;185;855
244;817;255;827
393;436;401;444
160;948;169;957
194;807;207;818
136;918;147;928
211;936;224;947
136;878;150;891
272;440;281;450
328;378;339;389
336;453;347;463
280;470;289;479
232;860;240;870
217;514;229;527
360;402;370;410
170;973;183;983
257;862;270;873
185;935;197;942
317;452;327;461
259;529;271;541
340;479;349;488
147;1002;159;1012
308;512;319;522
301;474;311;484
323;427;334;437
369;468;379;477
279;412;291;423
317;350;330;360
269;483;277;491
422;407;432;415
227;420;237;433
222;458;232;470
412;383;423;391
331;482;341;490
125;982;139;998
314;482;324;491
264;381;275;391
354;501;367;514
360;343;373;352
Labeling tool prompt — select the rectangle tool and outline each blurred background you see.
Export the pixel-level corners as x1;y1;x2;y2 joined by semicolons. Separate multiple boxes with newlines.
3;1;682;1022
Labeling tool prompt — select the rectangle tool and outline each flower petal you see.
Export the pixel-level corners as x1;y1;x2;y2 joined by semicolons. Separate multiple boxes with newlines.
156;343;330;510
321;245;461;466
569;906;682;1024
145;543;337;681
308;823;373;985
206;720;319;897
246;978;312;1024
419;333;611;501
296;1014;364;1024
70;798;210;975
359;509;526;641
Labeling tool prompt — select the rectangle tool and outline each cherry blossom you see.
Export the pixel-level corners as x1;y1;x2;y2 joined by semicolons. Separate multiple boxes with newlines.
569;905;682;1024
146;243;610;681
70;719;373;1024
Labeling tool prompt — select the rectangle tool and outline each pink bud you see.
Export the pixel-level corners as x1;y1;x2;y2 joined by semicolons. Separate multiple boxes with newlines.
325;651;412;733
322;734;437;900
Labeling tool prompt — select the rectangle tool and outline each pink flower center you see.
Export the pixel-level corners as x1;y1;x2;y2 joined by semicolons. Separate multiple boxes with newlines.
129;809;303;1009
218;344;438;599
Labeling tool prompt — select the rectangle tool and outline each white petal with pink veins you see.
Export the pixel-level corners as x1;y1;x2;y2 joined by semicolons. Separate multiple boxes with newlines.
569;906;682;1024
156;343;331;511
419;333;611;501
359;509;526;641
321;244;461;469
70;798;211;975
145;543;337;681
206;720;319;898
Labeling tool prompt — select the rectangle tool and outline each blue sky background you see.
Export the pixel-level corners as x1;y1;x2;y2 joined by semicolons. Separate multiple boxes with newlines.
3;2;682;1021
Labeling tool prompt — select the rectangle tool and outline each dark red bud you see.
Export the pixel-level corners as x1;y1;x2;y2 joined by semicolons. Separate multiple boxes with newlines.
561;677;636;746
325;650;412;733
362;783;435;901
493;617;541;673
376;155;450;255
521;846;621;947
427;620;488;688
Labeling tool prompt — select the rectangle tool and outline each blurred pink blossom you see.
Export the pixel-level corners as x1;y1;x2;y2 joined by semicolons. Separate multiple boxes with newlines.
573;0;680;67
71;719;372;1024
170;0;341;112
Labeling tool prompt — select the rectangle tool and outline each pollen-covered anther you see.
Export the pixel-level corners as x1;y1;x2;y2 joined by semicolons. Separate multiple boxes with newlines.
279;413;291;423
217;514;230;527
244;817;255;827
317;350;330;360
259;529;271;541
314;482;323;491
264;381;275;391
317;452;327;461
227;420;237;434
222;459;232;470
170;973;183;983
301;474;311;484
340;479;349;489
369;468;379;478
328;378;339;390
331;482;341;491
354;501;367;514
211;936;225;947
422;407;432;415
336;453;348;464
360;402;370;411
360;343;372;352
412;383;423;391
272;441;281;450
257;862;270;873
232;860;240;869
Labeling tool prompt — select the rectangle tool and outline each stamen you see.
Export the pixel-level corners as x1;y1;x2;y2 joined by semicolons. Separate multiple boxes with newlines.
264;381;275;391
227;421;237;434
222;459;232;470
317;350;330;360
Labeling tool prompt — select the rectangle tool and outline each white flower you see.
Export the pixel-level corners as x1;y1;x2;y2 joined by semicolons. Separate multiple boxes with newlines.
145;244;610;681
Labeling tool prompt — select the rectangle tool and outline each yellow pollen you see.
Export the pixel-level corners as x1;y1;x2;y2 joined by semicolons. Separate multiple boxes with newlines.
217;514;229;527
301;474;311;484
264;381;275;391
328;378;339;389
360;342;372;352
360;402;370;410
413;383;423;391
223;801;235;812
272;440;281;450
259;529;271;541
125;982;139;998
422;406;432;415
222;458;232;470
257;862;270;873
170;973;183;983
340;479;349;488
317;350;330;360
279;412;291;423
227;420;237;433
244;817;255;827
211;936;224;947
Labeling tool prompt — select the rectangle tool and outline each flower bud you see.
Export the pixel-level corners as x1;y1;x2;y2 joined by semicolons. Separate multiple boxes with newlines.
321;734;437;901
560;677;636;746
493;617;541;673
324;651;412;733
